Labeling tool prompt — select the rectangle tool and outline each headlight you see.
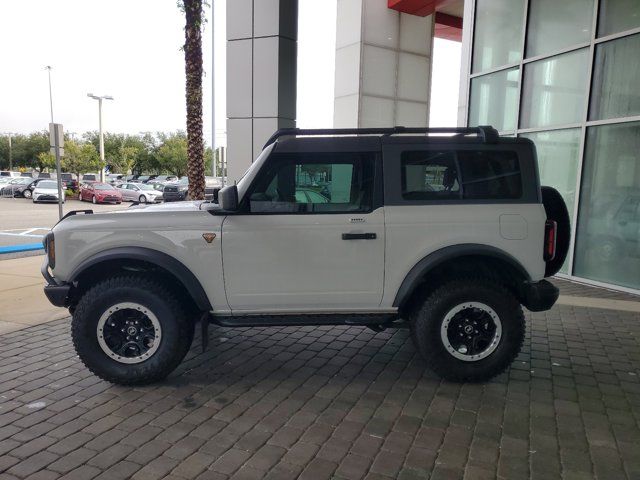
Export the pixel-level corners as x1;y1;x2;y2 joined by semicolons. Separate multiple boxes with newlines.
43;233;55;269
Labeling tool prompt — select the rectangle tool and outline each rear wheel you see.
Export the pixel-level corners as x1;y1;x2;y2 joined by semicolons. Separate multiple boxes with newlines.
72;275;194;385
22;189;32;199
410;278;524;382
92;195;97;204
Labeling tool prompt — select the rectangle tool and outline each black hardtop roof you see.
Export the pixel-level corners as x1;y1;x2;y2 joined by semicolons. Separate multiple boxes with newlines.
266;126;503;148
269;126;534;154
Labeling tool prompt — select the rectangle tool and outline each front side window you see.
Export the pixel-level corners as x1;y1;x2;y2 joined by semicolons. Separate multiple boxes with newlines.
248;152;375;214
401;149;522;201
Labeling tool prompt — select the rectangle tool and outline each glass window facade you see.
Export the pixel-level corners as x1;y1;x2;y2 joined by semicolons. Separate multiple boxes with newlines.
526;0;593;58
472;0;525;73
574;122;640;290
589;34;640;121
469;68;519;132
520;49;590;129
466;0;640;292
598;0;640;37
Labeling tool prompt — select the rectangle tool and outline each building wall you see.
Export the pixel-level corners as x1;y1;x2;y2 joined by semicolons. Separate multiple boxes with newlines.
461;0;640;293
226;0;298;183
334;0;435;128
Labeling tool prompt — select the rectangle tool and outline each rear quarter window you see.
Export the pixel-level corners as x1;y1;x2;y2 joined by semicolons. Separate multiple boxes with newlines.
401;149;522;201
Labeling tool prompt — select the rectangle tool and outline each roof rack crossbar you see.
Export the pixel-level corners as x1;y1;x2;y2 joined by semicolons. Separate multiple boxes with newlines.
263;125;499;149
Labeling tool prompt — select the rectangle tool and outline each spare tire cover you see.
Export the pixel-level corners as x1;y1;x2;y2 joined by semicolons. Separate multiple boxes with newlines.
541;186;571;277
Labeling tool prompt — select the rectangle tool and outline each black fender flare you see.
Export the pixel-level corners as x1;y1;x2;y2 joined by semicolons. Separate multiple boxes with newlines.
69;247;212;312
393;244;531;308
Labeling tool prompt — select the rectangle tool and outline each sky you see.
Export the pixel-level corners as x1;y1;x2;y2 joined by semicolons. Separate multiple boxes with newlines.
0;0;460;146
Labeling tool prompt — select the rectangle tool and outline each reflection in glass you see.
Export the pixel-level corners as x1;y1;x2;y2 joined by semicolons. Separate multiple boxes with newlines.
574;122;640;290
520;49;589;129
469;68;519;132
526;0;593;58
521;129;581;273
589;34;640;121
472;0;525;73
598;0;640;37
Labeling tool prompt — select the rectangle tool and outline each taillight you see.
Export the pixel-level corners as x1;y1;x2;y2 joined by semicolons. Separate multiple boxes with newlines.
544;220;557;261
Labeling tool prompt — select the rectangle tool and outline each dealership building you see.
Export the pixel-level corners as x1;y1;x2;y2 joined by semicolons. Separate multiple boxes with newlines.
226;0;640;294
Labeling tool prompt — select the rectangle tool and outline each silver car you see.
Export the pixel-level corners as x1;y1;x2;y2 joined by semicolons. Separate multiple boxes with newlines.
116;183;163;203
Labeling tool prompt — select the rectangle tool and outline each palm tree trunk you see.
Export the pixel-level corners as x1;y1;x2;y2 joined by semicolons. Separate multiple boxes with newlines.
183;0;205;200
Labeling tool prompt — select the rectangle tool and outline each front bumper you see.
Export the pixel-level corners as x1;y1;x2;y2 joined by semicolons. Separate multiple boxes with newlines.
41;256;71;308
521;279;559;312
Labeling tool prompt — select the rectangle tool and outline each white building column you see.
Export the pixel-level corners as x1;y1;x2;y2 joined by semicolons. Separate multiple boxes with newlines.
334;0;435;128
226;0;298;183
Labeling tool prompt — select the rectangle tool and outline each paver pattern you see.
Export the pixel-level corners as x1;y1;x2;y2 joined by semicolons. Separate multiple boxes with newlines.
0;280;638;480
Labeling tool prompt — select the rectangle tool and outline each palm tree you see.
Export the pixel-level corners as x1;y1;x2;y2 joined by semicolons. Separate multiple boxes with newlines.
180;0;206;200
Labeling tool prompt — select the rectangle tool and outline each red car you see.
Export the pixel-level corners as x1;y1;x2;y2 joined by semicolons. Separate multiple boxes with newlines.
80;182;122;204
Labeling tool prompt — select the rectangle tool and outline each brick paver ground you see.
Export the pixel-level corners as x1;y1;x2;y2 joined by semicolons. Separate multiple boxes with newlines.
0;281;639;480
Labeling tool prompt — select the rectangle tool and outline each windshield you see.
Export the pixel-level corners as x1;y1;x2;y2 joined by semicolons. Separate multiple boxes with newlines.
38;181;57;189
237;143;275;200
138;184;156;191
178;177;188;185
94;184;114;190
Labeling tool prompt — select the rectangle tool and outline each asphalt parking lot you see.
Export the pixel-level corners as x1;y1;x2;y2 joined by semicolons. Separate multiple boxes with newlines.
0;198;129;250
0;279;639;480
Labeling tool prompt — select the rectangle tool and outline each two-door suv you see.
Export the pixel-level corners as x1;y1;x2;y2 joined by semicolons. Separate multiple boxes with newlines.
42;127;569;385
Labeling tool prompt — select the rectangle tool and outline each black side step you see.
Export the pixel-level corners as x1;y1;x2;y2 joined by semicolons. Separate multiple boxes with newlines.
209;313;400;328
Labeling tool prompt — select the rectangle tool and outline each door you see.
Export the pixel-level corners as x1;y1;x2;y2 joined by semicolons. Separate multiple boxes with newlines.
221;151;385;313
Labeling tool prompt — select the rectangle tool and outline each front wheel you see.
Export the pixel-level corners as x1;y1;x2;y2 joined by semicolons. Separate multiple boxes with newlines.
23;189;32;199
410;278;524;382
92;195;97;204
139;195;147;203
72;275;194;385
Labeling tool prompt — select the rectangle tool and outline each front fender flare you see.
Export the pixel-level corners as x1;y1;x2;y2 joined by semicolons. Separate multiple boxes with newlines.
69;247;212;312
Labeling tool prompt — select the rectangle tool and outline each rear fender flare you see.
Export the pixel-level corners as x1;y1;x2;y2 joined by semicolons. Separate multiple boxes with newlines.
393;244;531;308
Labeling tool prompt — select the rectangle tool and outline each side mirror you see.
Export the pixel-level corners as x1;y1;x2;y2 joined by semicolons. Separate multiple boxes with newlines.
219;185;239;211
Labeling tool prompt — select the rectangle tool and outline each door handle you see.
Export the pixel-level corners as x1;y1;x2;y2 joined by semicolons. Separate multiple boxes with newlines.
342;233;377;240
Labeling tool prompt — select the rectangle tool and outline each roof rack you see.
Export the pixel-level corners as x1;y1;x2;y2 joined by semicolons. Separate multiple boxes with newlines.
263;125;499;149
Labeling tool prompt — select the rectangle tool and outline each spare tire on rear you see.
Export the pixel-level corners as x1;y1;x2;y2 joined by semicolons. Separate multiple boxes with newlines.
541;186;570;277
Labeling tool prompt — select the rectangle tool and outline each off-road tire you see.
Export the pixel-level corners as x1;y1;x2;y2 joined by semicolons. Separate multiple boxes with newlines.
410;278;524;382
72;275;194;385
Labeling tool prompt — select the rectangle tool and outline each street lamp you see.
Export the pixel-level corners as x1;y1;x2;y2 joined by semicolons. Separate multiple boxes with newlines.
87;93;114;182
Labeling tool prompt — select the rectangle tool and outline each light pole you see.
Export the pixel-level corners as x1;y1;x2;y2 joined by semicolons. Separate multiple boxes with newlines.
45;65;64;220
87;93;114;182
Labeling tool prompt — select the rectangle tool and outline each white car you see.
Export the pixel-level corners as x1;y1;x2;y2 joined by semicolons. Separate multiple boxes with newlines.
41;126;569;385
117;183;163;203
33;180;65;203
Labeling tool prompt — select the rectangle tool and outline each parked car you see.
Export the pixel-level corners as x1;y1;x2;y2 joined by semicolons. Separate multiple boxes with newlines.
1;177;35;198
41;126;568;386
82;173;98;182
60;173;79;192
80;182;123;204
20;172;35;178
116;183;163;203
33;180;65;203
162;177;188;202
0;171;22;178
147;181;166;192
153;175;178;184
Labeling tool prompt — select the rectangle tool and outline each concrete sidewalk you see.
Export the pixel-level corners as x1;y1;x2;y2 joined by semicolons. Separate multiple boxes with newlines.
0;254;68;334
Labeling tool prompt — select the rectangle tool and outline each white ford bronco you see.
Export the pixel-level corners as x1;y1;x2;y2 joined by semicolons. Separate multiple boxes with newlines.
42;127;569;385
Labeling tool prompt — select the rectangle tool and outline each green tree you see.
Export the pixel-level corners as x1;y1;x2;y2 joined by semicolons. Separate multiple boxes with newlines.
118;145;140;175
157;133;188;177
180;0;207;200
11;132;49;171
61;141;103;179
37;152;56;171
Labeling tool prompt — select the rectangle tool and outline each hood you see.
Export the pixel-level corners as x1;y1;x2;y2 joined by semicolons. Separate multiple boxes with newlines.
117;200;214;213
34;187;60;193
